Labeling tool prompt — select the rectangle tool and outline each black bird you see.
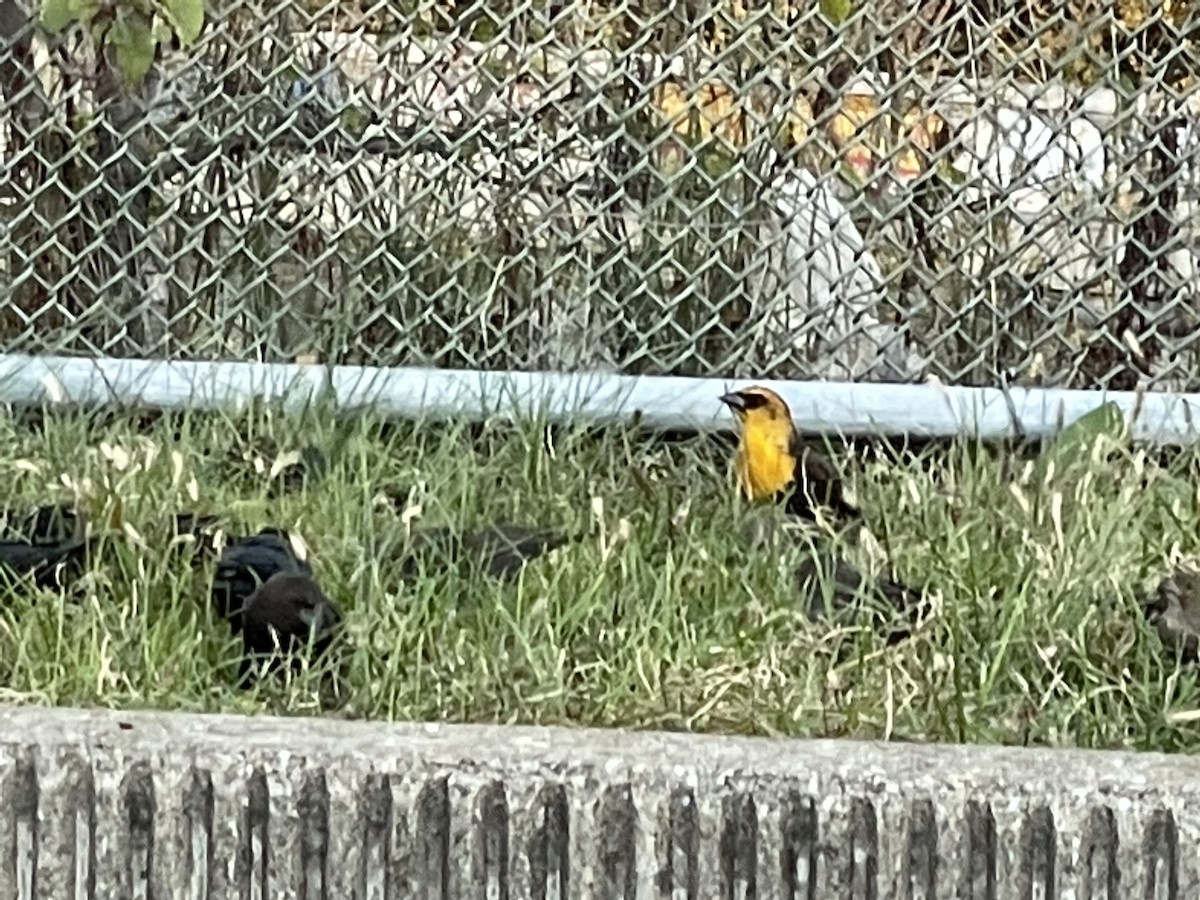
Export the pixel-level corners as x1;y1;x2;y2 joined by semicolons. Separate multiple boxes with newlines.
0;538;92;591
212;528;312;632
1141;565;1200;662
796;555;930;645
238;571;343;687
0;504;94;591
399;524;577;581
0;504;80;543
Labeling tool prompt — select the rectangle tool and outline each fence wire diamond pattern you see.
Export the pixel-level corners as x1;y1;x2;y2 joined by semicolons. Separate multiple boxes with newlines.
1;0;1197;391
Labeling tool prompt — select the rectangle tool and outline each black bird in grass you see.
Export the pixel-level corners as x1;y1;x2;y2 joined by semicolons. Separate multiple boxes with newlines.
168;516;340;693
0;503;95;592
212;528;312;632
379;483;581;581
796;555;929;645
398;523;579;581
0;537;92;591
1141;565;1200;662
0;504;81;543
238;571;344;688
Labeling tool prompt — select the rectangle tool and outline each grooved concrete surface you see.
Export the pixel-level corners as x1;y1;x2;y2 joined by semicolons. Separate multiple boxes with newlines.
0;707;1197;899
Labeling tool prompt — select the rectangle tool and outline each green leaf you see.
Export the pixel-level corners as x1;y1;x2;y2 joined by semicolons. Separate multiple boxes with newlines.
701;148;734;181
820;0;852;26
470;17;496;42
340;106;371;135
108;13;156;85
163;0;204;46
40;0;79;33
1041;402;1127;463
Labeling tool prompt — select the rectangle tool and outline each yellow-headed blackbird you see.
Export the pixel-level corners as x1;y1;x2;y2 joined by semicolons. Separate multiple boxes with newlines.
211;528;312;632
1142;566;1200;662
400;523;577;581
238;571;343;687
718;386;861;525
720;385;928;638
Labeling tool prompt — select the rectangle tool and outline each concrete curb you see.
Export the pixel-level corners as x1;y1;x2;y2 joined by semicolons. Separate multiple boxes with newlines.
0;706;1195;899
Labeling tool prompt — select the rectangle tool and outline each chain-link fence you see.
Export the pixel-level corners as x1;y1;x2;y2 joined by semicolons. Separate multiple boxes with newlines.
0;0;1197;393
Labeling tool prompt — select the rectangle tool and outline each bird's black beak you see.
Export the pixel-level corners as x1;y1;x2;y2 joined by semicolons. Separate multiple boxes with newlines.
719;391;746;412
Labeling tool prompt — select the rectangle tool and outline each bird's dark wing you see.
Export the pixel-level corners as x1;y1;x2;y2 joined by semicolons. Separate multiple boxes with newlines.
0;505;81;544
785;437;862;525
0;538;91;591
401;524;576;581
463;525;574;580
796;555;927;644
242;579;341;648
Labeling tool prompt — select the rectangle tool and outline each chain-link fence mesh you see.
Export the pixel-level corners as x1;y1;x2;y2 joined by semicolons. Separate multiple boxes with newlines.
1;0;1197;391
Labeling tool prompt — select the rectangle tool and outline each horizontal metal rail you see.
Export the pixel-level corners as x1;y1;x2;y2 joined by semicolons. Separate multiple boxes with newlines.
3;354;1199;443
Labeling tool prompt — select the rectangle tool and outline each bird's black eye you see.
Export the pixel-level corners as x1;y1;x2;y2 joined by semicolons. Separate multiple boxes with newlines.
739;393;770;410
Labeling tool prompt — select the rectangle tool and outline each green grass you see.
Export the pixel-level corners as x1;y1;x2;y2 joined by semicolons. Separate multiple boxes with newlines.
0;402;1198;754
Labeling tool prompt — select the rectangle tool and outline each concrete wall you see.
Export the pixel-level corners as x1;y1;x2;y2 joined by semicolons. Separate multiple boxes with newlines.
0;705;1193;898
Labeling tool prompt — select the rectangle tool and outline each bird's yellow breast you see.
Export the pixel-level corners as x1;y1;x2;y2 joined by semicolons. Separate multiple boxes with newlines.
735;429;797;501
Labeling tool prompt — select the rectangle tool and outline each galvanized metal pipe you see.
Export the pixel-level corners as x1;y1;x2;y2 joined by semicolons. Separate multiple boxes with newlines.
0;705;1191;898
2;353;1199;443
